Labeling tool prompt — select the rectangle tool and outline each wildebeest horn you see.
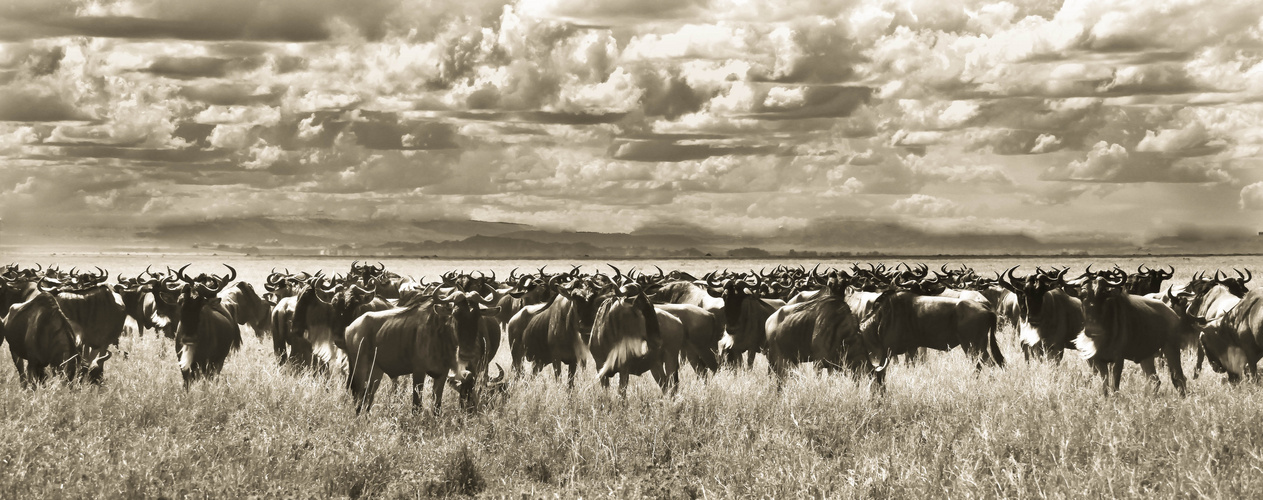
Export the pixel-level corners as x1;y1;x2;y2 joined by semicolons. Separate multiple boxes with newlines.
1162;265;1174;278
374;262;384;272
1214;270;1224;283
1138;264;1148;274
654;265;665;278
220;264;236;287
176;264;192;283
508;267;519;283
608;264;622;282
1242;268;1252;283
1105;269;1127;287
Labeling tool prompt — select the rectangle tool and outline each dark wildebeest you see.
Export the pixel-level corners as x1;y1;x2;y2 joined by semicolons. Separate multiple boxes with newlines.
506;275;601;386
588;282;682;396
444;290;504;410
1194;289;1263;383
859;289;1006;375
998;266;1083;361
764;274;875;388
706;274;782;367
4;292;83;386
1074;272;1187;396
1126;264;1174;295
344;293;463;415
292;277;391;374
264;270;314;366
171;265;243;388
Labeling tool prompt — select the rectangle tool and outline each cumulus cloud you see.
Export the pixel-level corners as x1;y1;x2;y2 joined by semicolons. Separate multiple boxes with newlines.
1242;182;1263;210
1044;141;1232;183
890;194;963;218
2;0;1261;240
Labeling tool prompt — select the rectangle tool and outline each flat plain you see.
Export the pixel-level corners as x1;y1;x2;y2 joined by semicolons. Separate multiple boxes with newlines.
2;255;1262;498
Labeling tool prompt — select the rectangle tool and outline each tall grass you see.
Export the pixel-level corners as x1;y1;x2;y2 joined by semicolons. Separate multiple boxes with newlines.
2;322;1260;498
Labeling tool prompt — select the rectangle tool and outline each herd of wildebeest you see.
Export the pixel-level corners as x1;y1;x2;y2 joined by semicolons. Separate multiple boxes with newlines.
1;261;1260;415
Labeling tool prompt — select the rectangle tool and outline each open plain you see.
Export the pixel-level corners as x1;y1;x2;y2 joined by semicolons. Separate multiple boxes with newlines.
2;255;1262;498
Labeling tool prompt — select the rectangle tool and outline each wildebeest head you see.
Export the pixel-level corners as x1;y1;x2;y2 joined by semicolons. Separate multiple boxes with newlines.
704;272;762;326
856;288;910;373
999;266;1068;327
312;276;379;340
1194;317;1244;382
556;275;607;335
1213;268;1252;298
1078;271;1128;332
1126;264;1174;295
171;264;236;379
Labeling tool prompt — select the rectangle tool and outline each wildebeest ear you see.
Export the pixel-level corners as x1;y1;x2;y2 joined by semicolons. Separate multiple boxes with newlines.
508;290;527;298
479;305;502;316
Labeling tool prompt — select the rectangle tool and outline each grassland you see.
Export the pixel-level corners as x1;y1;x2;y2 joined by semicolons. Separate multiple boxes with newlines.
2;256;1261;498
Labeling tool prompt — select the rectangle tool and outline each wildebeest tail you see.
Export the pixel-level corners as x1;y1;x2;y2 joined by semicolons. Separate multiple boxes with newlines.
987;311;1005;367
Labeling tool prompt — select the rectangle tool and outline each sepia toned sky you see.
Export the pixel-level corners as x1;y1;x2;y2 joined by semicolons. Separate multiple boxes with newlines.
1;0;1261;242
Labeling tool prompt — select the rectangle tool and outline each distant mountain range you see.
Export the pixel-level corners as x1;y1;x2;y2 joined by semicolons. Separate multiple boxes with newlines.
6;216;1261;256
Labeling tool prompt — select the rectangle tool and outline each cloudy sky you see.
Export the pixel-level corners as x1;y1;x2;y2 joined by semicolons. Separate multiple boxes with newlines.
1;0;1261;243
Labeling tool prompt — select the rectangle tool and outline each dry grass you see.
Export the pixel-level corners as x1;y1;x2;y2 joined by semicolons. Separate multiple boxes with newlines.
3;255;1261;498
2;324;1261;499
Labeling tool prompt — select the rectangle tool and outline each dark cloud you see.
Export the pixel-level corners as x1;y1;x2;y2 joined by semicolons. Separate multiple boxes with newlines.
178;83;286;106
0;85;89;121
141;55;266;79
3;0;399;42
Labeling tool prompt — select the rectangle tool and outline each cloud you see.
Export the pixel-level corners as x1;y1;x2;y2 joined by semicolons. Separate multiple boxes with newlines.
890;194;963;217
0;84;89;121
1043;141;1232;183
1242;182;1263;211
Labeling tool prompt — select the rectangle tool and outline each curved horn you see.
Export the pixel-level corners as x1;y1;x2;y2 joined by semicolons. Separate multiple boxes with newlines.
1162;265;1174;278
220;264;237;287
176;264;192;283
1105;269;1127;287
1243;268;1252;284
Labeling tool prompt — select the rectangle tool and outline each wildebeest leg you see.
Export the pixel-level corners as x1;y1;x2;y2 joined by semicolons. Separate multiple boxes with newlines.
599;373;611;389
1193;343;1205;379
27;363;48;386
650;363;672;396
566;362;577;389
551;362;562;381
1107;360;1124;395
746;350;756;369
1139;358;1161;395
1088;357;1109;394
1165;347;1188;396
349;362;383;415
410;373;428;413
617;371;630;398
429;372;446;416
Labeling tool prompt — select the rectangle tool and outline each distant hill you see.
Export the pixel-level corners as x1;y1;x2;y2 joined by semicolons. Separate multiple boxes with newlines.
8;215;1260;257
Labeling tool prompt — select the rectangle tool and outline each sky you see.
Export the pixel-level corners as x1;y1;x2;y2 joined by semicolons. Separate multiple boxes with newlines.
1;0;1261;244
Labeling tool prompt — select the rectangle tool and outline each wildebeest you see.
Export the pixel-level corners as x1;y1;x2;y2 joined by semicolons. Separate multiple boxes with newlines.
218;281;271;338
1190;289;1263;383
859;289;1005;373
507;275;602;385
343;293;460;415
1126;264;1174;295
1074;273;1187;395
4;292;82;386
445;290;503;410
171;265;243;388
292;277;391;374
764;275;873;387
588;283;682;396
998;266;1083;361
653;303;721;375
707;274;782;367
